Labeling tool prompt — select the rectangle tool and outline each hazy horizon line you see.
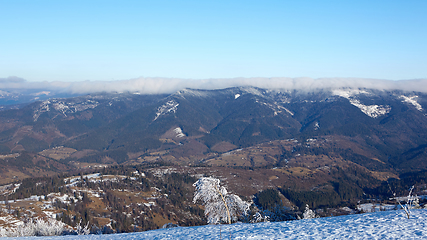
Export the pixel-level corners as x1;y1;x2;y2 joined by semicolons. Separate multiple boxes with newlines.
1;76;427;94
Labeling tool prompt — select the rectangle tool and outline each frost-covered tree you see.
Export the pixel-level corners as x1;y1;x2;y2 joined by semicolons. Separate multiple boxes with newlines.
193;177;250;224
393;186;419;219
303;204;318;219
76;219;90;235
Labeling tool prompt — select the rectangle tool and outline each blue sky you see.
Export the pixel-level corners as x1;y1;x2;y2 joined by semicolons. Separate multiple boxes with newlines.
1;0;426;82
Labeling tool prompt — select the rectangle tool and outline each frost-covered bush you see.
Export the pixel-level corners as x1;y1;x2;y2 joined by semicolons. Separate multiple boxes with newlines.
0;228;7;237
255;204;297;222
193;177;250;224
162;222;179;228
2;218;66;237
251;211;270;223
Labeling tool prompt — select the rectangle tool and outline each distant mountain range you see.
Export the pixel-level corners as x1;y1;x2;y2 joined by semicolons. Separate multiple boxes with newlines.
0;86;427;185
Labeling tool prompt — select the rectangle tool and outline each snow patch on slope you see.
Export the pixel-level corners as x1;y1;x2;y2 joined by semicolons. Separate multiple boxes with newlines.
33;100;50;121
400;95;423;111
0;183;21;196
241;87;265;97
176;89;210;98
64;173;135;187
255;99;294;116
235;94;240;99
282;106;294;116
154;100;179;121
33;99;99;121
332;89;390;118
348;99;391;118
173;127;185;138
314;122;320;130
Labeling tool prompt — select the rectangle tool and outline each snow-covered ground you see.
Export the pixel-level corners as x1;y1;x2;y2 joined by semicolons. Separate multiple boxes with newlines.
6;209;427;239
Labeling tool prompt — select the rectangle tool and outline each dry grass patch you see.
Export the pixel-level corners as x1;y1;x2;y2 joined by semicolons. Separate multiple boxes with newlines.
0;169;30;185
152;213;172;228
370;171;399;181
110;189;156;204
93;217;111;226
0;153;20;160
282;167;313;176
87;195;109;214
269;175;279;180
39;147;77;160
210;141;237;153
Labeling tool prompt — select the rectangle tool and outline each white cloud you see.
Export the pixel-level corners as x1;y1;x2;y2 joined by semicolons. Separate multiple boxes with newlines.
1;76;427;94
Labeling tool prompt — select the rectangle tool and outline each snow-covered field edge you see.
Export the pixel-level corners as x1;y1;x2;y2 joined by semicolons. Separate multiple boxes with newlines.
5;209;427;239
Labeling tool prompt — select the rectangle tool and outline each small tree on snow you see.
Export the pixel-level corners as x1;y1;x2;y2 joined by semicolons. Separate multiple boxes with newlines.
303;204;318;219
193;177;250;224
76;219;90;235
391;185;419;219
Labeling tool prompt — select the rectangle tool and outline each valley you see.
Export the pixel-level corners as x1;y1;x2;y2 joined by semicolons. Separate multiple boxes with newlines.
1;86;427;233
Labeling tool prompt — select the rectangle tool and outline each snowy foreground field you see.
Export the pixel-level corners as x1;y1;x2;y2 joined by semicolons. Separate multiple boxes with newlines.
7;210;427;239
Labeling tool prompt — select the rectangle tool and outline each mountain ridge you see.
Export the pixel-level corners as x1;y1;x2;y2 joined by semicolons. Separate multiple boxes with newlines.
0;86;426;182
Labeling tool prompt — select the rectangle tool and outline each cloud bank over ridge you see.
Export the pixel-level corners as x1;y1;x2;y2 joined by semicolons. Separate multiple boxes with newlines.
1;76;427;94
